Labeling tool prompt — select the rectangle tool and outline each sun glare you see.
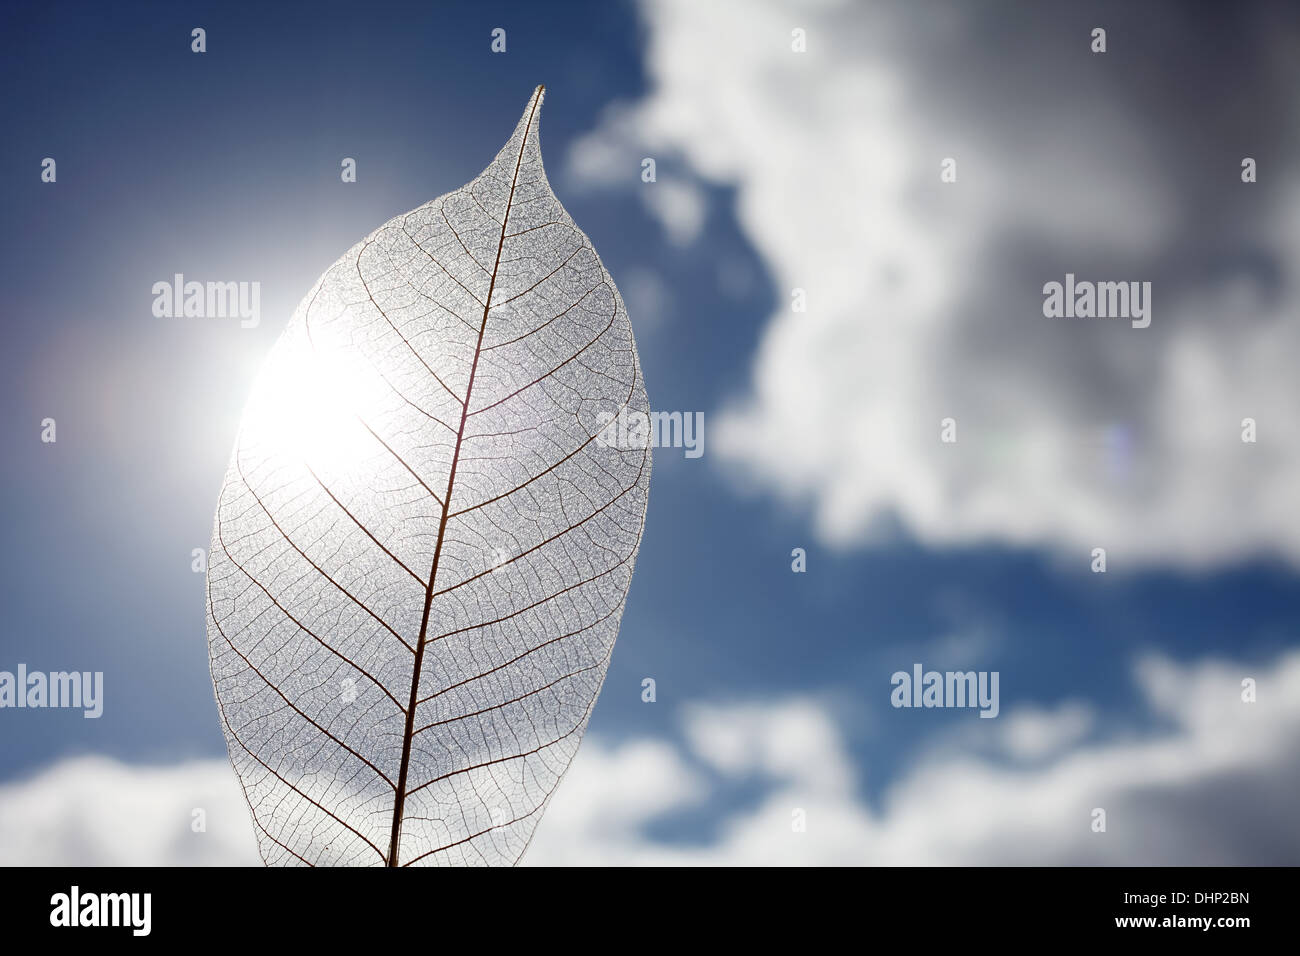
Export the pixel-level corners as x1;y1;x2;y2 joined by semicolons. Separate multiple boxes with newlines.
247;337;387;475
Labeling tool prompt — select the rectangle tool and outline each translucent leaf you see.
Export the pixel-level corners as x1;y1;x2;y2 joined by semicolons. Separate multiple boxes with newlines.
206;87;651;866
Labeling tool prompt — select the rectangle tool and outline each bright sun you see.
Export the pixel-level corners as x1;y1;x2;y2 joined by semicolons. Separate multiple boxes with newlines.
244;329;388;475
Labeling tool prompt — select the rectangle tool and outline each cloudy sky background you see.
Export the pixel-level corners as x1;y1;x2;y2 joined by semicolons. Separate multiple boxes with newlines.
3;0;1299;864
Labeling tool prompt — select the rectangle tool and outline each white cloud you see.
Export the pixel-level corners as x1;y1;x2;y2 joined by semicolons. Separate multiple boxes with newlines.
0;756;258;866
3;652;1297;865
997;701;1094;761
682;698;853;793
618;266;671;332
568;0;1300;568
567;104;707;247
527;650;1300;865
641;178;707;246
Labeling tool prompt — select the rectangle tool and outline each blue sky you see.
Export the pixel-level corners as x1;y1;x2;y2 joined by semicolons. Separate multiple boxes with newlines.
3;0;1300;864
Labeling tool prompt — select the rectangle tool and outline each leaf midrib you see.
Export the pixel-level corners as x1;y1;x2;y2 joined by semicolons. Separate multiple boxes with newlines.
385;87;543;867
